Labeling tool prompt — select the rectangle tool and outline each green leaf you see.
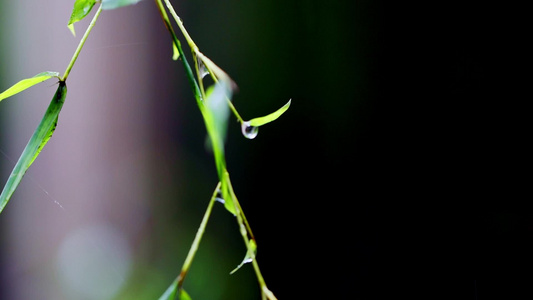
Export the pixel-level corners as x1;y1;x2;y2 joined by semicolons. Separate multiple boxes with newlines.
203;81;231;178
154;0;180;60
180;289;192;300
230;239;257;274
205;82;231;147
0;82;67;214
202;81;238;215
67;0;97;36
158;278;178;300
158;278;192;300
172;42;180;60
102;0;143;10
0;72;60;103
248;99;291;127
220;176;235;215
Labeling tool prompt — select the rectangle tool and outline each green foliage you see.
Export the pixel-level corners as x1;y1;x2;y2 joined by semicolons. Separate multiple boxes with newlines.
242;99;291;139
1;1;288;299
202;81;237;215
67;0;96;36
249;99;291;127
0;82;67;213
67;0;143;35
158;279;192;300
0;72;60;103
158;278;178;300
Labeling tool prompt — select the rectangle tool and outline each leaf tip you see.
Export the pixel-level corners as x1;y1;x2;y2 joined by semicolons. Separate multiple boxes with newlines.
68;24;76;37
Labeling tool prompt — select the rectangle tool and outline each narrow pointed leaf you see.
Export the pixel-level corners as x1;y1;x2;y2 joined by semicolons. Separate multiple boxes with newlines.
0;72;60;103
172;42;180;60
158;278;192;300
67;0;97;36
220;177;234;215
205;82;231;148
230;239;257;274
180;289;192;300
102;0;143;10
248;99;291;127
202;81;237;215
154;0;180;60
158;278;178;300
0;82;67;214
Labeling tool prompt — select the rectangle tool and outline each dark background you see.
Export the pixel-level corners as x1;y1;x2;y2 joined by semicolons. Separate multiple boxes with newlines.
224;0;530;298
1;0;530;299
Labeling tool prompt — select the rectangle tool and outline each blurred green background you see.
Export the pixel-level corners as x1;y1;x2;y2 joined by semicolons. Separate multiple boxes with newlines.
1;0;529;299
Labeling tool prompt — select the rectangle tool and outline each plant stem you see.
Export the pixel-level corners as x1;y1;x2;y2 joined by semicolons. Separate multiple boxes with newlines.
225;173;277;300
155;1;276;298
175;182;220;289
163;0;198;52
154;0;203;105
61;5;103;82
160;0;245;124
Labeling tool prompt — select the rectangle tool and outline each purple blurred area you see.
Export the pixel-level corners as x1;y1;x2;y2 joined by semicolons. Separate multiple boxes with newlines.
0;1;244;299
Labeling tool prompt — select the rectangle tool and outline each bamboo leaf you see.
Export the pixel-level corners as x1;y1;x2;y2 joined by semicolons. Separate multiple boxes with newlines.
202;81;237;215
154;0;180;60
0;82;67;214
67;0;97;36
158;278;178;300
241;100;291;139
205;82;231;148
220;177;234;215
158;279;192;300
248;99;291;127
172;42;180;60
0;72;60;103
180;289;192;300
102;0;143;10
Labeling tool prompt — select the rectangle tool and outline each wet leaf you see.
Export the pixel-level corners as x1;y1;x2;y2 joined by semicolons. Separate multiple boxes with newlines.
0;72;60;103
67;0;97;36
102;0;143;10
240;121;258;139
0;82;67;214
248;99;291;127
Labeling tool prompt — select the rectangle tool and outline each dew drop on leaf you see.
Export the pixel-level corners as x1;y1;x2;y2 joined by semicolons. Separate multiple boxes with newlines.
241;121;259;139
197;57;210;79
215;188;225;204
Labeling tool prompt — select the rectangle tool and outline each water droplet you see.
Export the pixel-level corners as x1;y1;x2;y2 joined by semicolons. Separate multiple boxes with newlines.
215;189;225;204
197;57;210;79
241;121;258;139
243;257;253;264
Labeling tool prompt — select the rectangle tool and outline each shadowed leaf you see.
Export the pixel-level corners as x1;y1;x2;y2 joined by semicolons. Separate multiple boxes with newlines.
0;82;67;214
